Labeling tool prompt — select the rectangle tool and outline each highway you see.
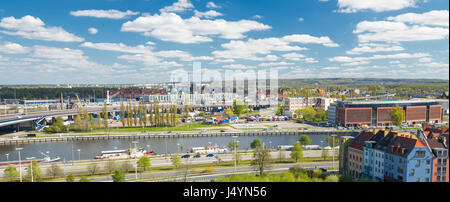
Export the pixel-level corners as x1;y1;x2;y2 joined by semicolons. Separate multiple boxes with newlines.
0;150;336;181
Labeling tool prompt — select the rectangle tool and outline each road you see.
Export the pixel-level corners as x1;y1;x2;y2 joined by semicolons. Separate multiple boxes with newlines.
0;150;334;180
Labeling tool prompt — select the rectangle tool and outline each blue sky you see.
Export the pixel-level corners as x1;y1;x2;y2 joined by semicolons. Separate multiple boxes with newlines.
0;0;448;84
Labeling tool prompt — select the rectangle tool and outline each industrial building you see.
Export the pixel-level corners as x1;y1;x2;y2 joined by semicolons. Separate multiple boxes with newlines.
328;99;444;127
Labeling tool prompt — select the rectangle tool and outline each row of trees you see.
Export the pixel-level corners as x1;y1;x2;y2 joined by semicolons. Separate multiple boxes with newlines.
119;100;178;128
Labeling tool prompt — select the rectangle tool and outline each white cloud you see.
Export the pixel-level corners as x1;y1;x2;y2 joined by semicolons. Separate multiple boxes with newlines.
88;27;98;35
421;62;449;68
258;61;294;67
206;2;220;9
80;42;154;54
337;0;421;13
194;10;223;19
0;41;30;54
282;52;318;63
298;18;304;22
252;15;263;19
346;43;404;54
160;0;194;13
354;20;449;43
353;11;450;43
329;52;430;63
221;64;256;69
387;10;449;27
212;34;337;61
322;66;340;70
0;15;84;42
418;57;432;63
282;34;339;47
70;9;139;19
121;12;271;43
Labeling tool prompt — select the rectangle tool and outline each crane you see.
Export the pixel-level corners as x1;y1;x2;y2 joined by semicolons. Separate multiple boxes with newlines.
75;94;83;109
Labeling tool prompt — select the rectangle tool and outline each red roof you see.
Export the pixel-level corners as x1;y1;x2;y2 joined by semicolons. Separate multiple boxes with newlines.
386;136;427;157
349;131;375;150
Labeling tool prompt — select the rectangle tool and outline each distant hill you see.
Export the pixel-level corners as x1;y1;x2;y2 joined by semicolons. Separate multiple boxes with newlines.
279;78;449;86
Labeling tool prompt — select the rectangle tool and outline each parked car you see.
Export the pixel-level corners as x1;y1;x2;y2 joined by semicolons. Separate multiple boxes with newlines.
206;153;215;157
194;154;201;158
181;154;190;158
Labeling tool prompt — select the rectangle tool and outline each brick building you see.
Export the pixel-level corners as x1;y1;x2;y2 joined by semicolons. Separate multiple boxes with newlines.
329;99;444;127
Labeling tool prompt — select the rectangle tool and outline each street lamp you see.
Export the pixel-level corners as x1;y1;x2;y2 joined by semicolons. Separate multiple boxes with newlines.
232;136;238;173
331;135;337;169
5;153;9;162
177;143;180;153
77;149;81;161
132;141;139;181
269;141;272;150
16;148;23;182
28;157;35;182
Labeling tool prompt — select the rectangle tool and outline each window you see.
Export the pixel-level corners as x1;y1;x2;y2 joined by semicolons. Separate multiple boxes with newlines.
410;169;415;176
416;178;420;182
427;160;431;165
415;150;425;157
426;169;430;174
416;160;421;167
426;177;430;182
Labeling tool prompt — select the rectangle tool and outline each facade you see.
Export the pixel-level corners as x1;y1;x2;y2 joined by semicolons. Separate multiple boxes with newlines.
329;99;444;127
346;131;374;178
345;128;448;182
339;136;355;174
283;97;337;116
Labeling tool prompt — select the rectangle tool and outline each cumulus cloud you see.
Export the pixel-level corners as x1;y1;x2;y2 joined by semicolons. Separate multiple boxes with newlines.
0;41;30;54
160;0;194;13
0;15;84;42
346;43;404;54
329;52;430;63
353;10;449;43
194;10;223;19
212;34;337;61
121;12;271;44
337;0;421;13
206;2;220;9
70;9;139;19
387;10;449;27
88;27;98;35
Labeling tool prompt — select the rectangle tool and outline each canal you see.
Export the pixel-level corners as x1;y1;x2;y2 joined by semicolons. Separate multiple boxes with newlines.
0;133;348;162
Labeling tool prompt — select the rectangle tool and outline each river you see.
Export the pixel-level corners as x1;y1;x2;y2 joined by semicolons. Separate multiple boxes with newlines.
0;134;346;162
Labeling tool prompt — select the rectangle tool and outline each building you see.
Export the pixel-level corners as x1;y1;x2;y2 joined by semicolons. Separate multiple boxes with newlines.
329;99;444;127
346;131;375;178
343;128;448;182
283;97;336;117
339;136;354;174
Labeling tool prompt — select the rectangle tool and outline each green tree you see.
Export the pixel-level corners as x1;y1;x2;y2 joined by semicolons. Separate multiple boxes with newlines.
137;156;151;172
66;174;75;182
325;174;340;182
228;141;239;151
250;138;262;149
78;176;91;182
391;106;404;127
120;100;126;127
47;163;64;178
232;100;245;117
112;169;125;182
299;135;311;145
321;149;329;160
251;146;272;175
3;166;19;182
276;104;285;116
171;153;181;169
290;142;304;163
26;161;42;182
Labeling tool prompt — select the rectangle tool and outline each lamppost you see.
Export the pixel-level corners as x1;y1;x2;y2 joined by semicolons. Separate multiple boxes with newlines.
269;141;272;150
331;135;337;169
16;148;23;182
320;141;324;149
77;149;81;161
5;153;9;162
232;136;238;173
28;157;35;182
132;141;139;181
177;143;180;153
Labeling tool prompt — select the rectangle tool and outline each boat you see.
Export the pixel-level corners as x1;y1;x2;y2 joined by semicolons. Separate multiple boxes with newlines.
188;146;228;154
94;148;149;160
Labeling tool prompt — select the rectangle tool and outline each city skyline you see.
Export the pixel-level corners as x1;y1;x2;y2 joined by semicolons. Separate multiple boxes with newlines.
0;0;448;84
